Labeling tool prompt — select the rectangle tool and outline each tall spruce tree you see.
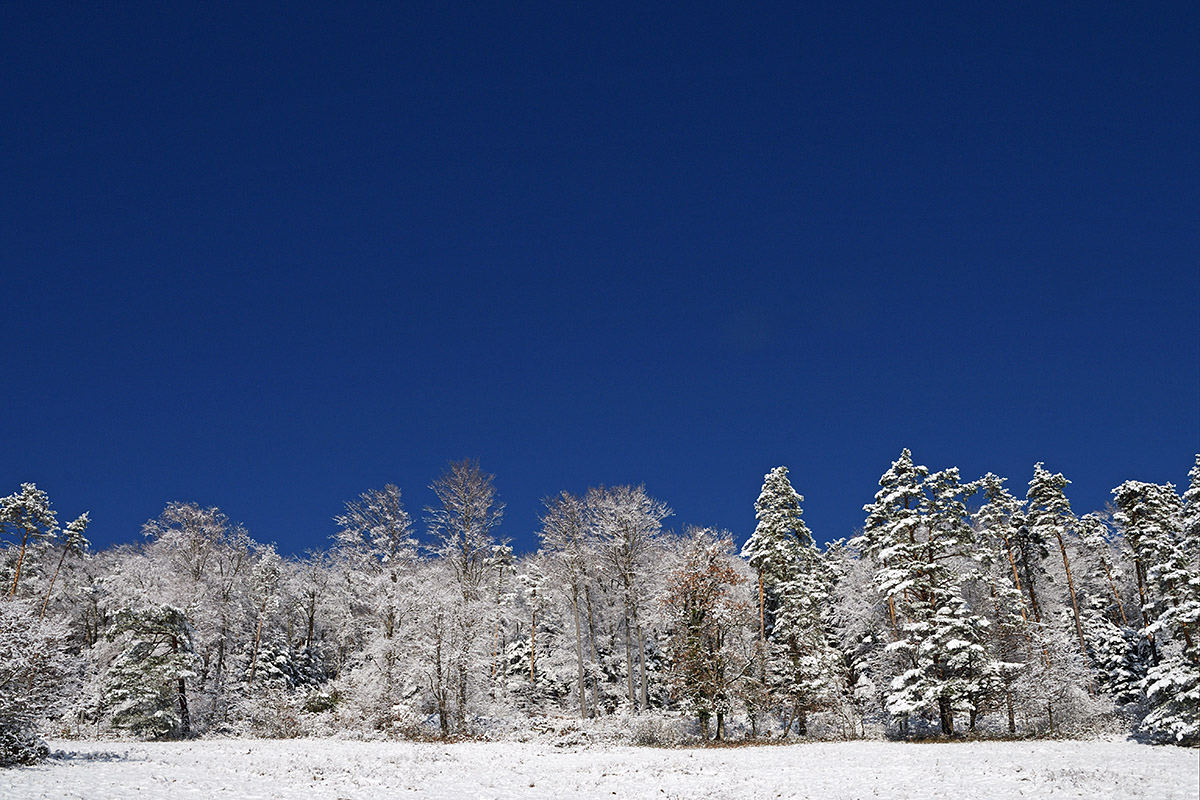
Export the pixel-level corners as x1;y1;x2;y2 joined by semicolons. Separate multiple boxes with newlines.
1114;480;1199;743
741;466;838;734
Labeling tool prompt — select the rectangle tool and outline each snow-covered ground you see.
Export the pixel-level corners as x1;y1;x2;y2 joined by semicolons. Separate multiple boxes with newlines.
4;738;1197;799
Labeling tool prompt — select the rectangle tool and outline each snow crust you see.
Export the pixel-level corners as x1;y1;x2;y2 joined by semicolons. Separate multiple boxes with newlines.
5;738;1197;800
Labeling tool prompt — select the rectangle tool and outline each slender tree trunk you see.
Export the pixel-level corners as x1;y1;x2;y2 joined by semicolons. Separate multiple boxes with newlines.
1000;533;1031;624
1020;545;1044;623
572;588;588;718
758;570;765;641
8;530;30;598
584;584;603;710
623;611;636;707
39;545;71;619
172;635;191;737
1053;531;1088;653
247;609;266;687
305;596;316;650
637;621;649;711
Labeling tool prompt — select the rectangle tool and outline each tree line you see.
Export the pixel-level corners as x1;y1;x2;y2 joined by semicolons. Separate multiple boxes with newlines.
2;453;1198;764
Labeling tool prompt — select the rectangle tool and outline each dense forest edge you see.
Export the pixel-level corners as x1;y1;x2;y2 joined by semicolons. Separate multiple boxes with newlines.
3;451;1199;765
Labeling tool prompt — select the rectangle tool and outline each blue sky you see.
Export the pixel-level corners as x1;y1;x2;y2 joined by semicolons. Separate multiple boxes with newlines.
2;2;1197;555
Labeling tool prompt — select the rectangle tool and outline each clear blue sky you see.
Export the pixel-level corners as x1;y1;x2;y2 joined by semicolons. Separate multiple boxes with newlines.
3;2;1197;555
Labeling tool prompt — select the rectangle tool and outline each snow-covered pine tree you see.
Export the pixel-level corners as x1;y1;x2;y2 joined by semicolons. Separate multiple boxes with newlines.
855;455;995;735
1074;512;1146;706
740;466;839;735
969;473;1033;733
1113;480;1199;744
1027;464;1087;655
39;511;89;619
741;466;811;640
104;605;199;739
1182;455;1200;572
1;483;60;599
0;598;73;765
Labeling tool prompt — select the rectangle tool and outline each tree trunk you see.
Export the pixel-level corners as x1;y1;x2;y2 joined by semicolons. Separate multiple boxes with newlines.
636;620;649;711
8;530;30;598
584;583;603;711
1000;532;1031;624
572;589;588;718
39;545;71;619
172;635;191;737
247;611;266;687
758;570;765;641
1020;546;1044;623
939;697;953;735
623;612;636;708
1053;531;1088;654
1098;559;1129;625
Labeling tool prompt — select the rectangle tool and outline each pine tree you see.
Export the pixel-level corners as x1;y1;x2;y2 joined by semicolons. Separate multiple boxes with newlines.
741;466;811;639
1114;480;1199;744
740;466;838;735
855;455;995;735
1182;455;1200;572
970;474;1034;733
38;511;89;619
1027;464;1087;654
0;599;72;765
104;605;199;739
1;484;59;598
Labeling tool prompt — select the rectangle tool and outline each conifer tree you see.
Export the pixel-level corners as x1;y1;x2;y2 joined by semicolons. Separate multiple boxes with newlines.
741;466;837;734
1027;464;1087;654
39;511;90;619
1182;455;1200;571
104;605;199;739
1;483;59;598
855;455;995;735
1114;480;1199;743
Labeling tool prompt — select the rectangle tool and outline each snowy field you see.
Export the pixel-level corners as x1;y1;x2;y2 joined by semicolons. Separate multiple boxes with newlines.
4;738;1197;800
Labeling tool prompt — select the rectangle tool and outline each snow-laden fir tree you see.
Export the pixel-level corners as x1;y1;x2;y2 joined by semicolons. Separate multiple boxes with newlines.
968;474;1033;733
741;466;839;735
104;605;199;739
0;598;73;765
1182;455;1200;571
854;453;995;735
1113;479;1200;744
1;483;61;598
1074;512;1146;706
1027;464;1087;655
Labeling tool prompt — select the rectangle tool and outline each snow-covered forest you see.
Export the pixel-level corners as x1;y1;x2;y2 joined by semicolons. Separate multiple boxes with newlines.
3;452;1199;766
